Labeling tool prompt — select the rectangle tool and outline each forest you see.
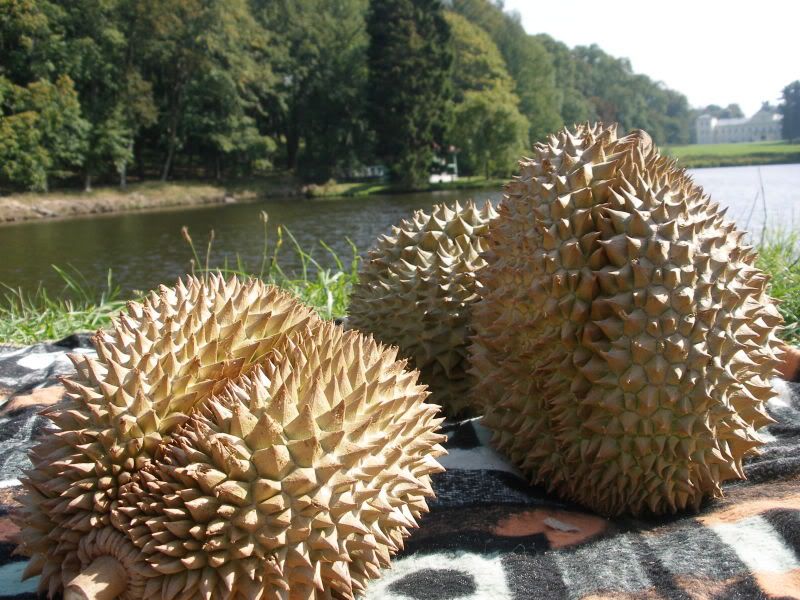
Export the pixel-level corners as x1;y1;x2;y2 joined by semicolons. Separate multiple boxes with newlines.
0;0;726;191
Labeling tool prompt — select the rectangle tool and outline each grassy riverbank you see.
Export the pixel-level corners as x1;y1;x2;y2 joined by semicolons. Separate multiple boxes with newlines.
302;175;507;198
0;175;304;224
0;224;359;345
0;174;506;224
664;141;800;169
2;230;798;347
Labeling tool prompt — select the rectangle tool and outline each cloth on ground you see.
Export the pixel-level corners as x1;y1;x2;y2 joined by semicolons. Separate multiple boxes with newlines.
1;338;799;599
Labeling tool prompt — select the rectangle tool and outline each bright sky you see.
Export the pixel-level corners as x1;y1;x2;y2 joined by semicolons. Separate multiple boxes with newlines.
502;0;798;116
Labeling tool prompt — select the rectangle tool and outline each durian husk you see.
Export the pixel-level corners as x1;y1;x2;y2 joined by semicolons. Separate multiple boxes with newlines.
470;123;784;516
348;200;497;417
17;275;320;597
114;320;447;600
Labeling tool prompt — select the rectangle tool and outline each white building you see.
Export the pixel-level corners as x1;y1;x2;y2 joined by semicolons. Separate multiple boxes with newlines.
696;105;783;144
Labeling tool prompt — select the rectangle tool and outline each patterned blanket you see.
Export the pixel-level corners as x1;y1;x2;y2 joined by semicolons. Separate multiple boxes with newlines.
1;336;800;599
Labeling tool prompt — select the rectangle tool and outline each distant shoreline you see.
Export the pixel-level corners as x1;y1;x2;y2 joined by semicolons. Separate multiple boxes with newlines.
0;175;506;226
664;141;800;169
3;145;797;226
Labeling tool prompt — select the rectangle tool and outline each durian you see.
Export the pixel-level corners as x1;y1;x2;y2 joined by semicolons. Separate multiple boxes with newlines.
114;321;446;599
348;200;497;416
17;276;320;596
469;123;784;516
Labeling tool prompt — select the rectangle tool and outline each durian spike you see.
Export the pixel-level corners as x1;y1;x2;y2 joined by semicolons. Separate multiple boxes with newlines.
470;122;783;517
16;275;321;597
348;199;498;417
63;556;126;600
115;319;446;598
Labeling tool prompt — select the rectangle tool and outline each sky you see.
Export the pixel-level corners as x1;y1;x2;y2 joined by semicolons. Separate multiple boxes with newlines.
501;0;798;116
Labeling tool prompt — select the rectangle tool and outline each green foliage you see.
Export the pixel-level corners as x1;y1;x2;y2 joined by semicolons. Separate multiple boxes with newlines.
0;266;126;345
780;81;800;143
366;0;453;188
451;88;528;177
698;103;745;120
0;74;88;190
0;0;751;190
451;0;560;144
757;230;800;345
445;12;513;100
259;0;371;180
444;11;528;177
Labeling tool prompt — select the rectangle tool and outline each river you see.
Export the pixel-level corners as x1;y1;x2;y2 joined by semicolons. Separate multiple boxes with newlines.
0;163;798;296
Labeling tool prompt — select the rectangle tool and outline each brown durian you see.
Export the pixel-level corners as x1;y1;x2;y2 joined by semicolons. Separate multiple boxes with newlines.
17;275;320;597
113;320;446;599
469;123;784;516
348;200;497;416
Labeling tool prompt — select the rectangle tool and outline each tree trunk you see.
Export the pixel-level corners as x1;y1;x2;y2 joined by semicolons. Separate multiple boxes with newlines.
135;140;144;180
84;173;93;193
161;135;176;182
161;78;184;181
285;99;300;170
285;131;299;170
120;140;132;189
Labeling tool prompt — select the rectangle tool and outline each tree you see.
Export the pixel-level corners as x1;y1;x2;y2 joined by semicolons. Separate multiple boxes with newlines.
258;0;370;179
451;0;561;143
366;0;452;188
137;0;276;180
445;11;526;176
780;81;800;142
537;34;595;125
0;75;88;191
699;103;745;119
451;87;528;178
445;12;512;101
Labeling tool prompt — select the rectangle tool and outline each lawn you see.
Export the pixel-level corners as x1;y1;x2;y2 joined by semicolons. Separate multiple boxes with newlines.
664;141;800;169
303;175;507;198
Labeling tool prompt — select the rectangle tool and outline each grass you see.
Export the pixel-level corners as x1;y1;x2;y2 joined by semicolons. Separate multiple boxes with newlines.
664;141;800;169
0;267;127;346
757;230;800;345
303;175;507;198
0;212;358;345
1;210;798;349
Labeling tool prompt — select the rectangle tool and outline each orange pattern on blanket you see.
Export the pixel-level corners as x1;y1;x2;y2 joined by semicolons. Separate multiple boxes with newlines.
583;592;663;600
0;516;19;544
697;494;800;526
754;570;800;599
0;387;11;409
0;385;64;414
778;345;800;382
493;508;609;548
674;575;757;600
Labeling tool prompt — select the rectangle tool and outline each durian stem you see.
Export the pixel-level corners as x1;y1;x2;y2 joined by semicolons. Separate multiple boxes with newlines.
64;555;127;600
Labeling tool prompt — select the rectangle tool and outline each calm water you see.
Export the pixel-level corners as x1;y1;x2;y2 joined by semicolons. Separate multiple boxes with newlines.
0;163;798;295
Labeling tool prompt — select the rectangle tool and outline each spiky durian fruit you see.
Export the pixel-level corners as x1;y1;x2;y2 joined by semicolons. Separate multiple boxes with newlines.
17;275;320;597
470;123;784;516
114;321;446;600
347;200;498;416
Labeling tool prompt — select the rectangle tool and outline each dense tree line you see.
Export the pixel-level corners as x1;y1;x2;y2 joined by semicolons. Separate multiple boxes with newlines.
0;0;737;192
781;81;800;143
